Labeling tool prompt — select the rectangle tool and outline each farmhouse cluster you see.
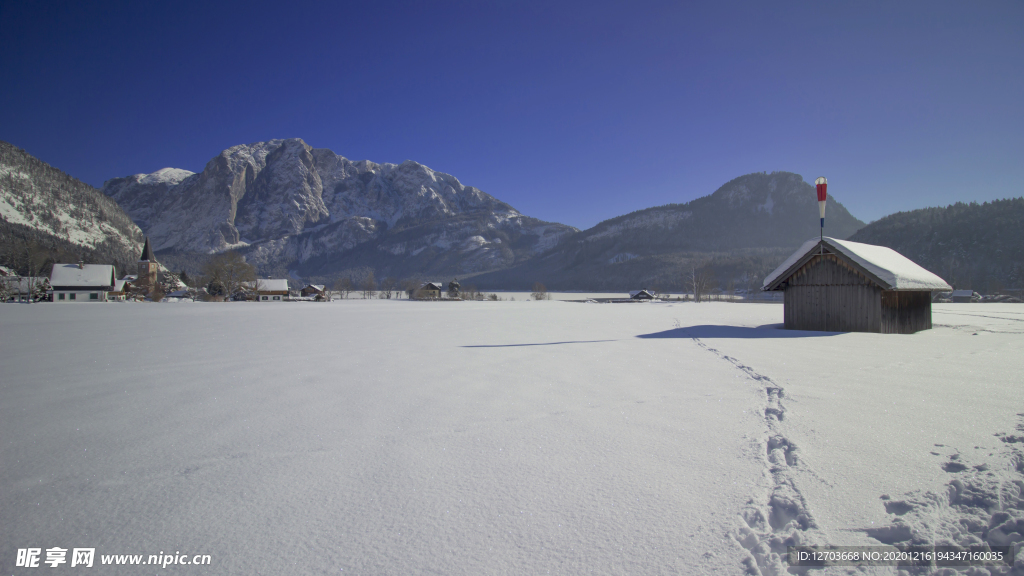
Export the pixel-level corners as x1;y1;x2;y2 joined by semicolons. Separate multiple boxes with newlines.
9;238;472;305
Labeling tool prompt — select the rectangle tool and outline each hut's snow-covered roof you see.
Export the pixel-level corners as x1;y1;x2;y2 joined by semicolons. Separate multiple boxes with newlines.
763;238;951;292
50;264;116;288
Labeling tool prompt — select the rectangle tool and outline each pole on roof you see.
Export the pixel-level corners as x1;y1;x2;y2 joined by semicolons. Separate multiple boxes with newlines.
815;177;827;256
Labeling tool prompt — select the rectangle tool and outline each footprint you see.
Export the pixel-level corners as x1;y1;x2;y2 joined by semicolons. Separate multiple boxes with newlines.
942;461;968;473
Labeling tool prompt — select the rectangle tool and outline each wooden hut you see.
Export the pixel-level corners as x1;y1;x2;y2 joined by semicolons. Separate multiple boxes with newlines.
762;237;951;334
415;282;443;299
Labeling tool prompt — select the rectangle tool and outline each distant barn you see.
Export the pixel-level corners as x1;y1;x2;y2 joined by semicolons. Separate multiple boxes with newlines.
762;237;951;334
951;290;974;303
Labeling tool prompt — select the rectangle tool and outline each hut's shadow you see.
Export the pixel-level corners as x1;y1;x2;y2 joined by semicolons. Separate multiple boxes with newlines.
637;324;843;339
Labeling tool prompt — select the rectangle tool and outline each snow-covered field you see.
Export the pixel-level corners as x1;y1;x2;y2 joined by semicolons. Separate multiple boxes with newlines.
2;301;1022;575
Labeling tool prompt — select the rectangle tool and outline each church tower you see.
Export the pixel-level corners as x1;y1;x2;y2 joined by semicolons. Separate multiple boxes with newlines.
137;237;159;293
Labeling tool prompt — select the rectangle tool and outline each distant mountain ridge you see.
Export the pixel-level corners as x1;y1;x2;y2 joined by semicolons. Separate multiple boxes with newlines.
467;172;865;291
12;135;1017;294
849;198;1024;292
104;138;577;279
0;141;144;275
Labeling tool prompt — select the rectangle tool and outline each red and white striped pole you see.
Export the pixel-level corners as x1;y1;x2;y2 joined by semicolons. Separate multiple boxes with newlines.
815;176;827;254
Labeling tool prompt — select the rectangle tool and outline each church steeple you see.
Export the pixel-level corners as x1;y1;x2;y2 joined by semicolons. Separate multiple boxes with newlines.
139;237;156;262
137;237;159;296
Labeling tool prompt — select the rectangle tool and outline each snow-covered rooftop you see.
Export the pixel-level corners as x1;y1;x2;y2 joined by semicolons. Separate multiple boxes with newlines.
763;237;951;291
50;264;116;288
258;279;290;292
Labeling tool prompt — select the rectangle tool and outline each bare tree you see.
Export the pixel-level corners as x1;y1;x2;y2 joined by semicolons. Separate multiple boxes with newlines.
531;282;549;301
243;278;265;301
0;278;12;303
202;251;256;301
21;242;50;304
128;280;150;301
320;285;334;302
361;271;377;299
685;264;715;303
380;277;397;299
184;283;206;302
401;278;419;299
333;277;354;299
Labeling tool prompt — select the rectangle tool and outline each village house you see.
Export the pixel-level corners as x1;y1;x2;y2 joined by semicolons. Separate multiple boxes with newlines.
252;279;290;301
762;237;951;334
300;284;325;297
1;276;48;302
106;278;130;301
415;282;443;299
629;289;656;300
50;263;117;303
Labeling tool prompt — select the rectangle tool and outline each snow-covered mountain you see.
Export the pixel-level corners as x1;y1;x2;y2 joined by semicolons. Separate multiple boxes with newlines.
0;141;144;274
103;139;577;278
469;172;866;290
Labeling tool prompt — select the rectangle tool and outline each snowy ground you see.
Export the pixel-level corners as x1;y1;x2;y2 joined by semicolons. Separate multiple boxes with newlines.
1;301;1022;575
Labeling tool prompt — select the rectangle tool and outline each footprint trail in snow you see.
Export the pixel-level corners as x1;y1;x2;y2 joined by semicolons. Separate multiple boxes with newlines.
673;319;818;576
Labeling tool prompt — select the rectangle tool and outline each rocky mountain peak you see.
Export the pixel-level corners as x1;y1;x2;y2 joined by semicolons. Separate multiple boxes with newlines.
103;139;576;279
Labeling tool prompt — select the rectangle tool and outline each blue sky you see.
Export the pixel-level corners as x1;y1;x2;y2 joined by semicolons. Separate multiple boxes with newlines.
1;1;1021;229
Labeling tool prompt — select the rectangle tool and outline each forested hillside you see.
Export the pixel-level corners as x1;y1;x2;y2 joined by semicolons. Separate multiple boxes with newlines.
0;141;144;276
849;198;1024;292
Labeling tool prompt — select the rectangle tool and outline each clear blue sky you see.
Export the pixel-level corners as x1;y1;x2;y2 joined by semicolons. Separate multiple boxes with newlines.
1;0;1021;229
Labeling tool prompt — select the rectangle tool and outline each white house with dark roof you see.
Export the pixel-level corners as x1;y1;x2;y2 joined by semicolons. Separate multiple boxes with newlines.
50;263;117;303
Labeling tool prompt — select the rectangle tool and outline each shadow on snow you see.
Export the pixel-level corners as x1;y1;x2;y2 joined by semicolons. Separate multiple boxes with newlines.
637;324;843;339
462;340;617;348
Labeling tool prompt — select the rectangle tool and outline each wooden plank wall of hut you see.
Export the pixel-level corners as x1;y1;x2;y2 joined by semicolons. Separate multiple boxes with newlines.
880;291;932;334
784;254;882;332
